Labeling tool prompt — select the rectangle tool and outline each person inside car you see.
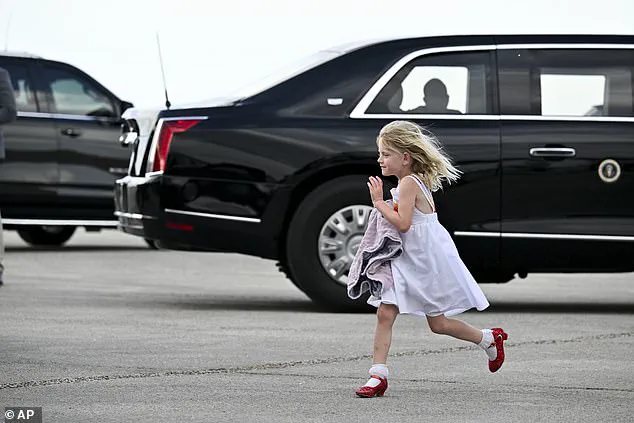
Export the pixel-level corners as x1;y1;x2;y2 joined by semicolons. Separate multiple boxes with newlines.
409;78;462;114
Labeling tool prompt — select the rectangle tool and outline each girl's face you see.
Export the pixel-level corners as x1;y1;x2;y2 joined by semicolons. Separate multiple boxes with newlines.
377;141;409;177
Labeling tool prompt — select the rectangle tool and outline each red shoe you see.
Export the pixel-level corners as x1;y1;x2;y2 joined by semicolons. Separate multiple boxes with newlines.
355;375;388;398
488;327;509;373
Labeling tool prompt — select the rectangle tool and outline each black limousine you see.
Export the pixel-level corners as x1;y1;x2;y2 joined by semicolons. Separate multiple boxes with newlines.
115;34;634;311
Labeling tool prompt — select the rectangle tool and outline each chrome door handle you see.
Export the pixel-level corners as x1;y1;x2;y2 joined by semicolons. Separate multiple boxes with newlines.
61;128;82;138
109;167;128;175
529;147;576;158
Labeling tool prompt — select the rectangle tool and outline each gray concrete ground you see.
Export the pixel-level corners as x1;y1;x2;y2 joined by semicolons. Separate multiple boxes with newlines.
1;229;633;423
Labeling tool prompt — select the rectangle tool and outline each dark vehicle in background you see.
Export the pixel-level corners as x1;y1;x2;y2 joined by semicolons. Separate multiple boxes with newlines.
0;52;134;246
115;35;634;311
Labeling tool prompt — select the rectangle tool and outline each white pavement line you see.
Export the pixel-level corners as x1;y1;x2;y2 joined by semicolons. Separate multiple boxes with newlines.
1;331;631;391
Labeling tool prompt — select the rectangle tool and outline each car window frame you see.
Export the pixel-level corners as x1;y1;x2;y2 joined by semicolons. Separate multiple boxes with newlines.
33;60;120;121
500;48;634;118
351;43;634;123
364;49;497;116
350;45;499;120
0;58;41;114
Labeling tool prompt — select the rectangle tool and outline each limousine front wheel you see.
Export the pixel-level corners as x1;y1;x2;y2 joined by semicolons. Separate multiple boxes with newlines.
285;175;378;312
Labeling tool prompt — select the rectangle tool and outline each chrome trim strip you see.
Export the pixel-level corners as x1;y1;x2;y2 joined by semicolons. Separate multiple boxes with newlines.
454;231;634;241
144;170;164;178
118;223;144;231
3;219;118;227
109;167;129;175
454;231;500;238
17;111;46;118
502;115;634;123
350;113;634;123
145;118;164;173
496;43;634;50
350;42;634;122
114;211;157;220
17;111;115;122
164;208;261;223
350;45;496;118
162;116;209;121
350;113;500;120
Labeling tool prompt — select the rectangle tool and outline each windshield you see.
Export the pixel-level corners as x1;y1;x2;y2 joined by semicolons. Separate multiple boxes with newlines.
226;50;341;101
224;38;386;101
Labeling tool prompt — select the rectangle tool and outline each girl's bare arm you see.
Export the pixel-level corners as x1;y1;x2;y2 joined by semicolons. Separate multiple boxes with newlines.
369;176;417;232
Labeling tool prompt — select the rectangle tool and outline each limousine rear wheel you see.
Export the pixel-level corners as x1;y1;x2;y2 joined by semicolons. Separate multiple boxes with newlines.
17;226;76;247
144;238;160;249
285;175;377;312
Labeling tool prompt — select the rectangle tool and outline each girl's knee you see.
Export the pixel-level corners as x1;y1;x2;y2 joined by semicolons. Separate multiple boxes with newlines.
427;316;448;334
377;304;398;325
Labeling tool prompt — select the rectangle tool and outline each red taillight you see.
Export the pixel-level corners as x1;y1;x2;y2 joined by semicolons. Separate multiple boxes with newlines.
152;119;202;172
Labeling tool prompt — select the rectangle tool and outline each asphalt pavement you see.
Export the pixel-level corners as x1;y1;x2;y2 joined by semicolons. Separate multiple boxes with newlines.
1;229;633;423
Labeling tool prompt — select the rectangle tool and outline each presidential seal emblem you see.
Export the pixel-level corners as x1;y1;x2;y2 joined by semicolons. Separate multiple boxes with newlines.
598;159;621;183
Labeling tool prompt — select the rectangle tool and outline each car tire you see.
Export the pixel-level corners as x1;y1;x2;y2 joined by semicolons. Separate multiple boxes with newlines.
17;226;76;247
285;175;390;312
276;260;306;293
471;270;515;284
144;238;160;249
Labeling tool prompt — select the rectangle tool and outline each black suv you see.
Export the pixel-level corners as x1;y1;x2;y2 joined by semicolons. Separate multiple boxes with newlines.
0;52;134;246
115;34;634;311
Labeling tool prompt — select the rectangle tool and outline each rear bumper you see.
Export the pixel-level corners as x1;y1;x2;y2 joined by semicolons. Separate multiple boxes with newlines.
114;175;162;239
114;174;279;257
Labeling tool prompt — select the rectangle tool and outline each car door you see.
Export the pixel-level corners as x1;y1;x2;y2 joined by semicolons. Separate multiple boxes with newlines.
498;45;634;272
350;44;503;278
0;58;60;220
36;61;130;220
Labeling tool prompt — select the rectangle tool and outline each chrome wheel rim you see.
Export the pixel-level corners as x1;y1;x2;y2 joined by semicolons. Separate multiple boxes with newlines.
318;205;373;286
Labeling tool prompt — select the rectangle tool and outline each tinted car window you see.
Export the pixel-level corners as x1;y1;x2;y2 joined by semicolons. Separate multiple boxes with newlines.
0;63;38;112
366;51;494;115
499;49;634;117
40;65;116;117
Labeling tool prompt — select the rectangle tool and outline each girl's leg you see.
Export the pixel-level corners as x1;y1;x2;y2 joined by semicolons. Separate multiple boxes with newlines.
426;314;483;343
426;315;509;372
356;303;399;395
373;303;399;364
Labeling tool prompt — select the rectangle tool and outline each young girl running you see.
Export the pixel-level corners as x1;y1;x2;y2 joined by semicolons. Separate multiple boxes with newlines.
355;120;508;398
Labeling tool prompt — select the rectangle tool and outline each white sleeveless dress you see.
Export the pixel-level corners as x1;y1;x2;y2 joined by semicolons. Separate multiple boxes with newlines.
368;175;490;317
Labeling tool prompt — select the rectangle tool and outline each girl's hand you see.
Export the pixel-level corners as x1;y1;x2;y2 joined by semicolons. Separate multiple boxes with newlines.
367;176;384;205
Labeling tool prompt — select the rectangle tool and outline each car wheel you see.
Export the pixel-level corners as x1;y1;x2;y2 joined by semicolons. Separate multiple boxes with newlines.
285;175;388;312
471;270;515;284
144;238;160;249
17;226;76;247
276;259;306;293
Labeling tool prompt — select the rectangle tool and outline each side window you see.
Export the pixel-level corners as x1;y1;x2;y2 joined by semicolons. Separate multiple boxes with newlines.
40;65;116;117
0;63;38;112
366;51;494;115
499;49;634;117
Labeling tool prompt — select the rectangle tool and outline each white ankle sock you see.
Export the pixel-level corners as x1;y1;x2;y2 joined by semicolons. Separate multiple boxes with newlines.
478;329;497;360
364;364;388;387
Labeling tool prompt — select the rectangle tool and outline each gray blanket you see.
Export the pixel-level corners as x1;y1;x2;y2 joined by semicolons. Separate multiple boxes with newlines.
347;204;403;299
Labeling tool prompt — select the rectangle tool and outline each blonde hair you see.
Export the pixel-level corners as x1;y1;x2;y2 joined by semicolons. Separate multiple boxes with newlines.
377;120;461;192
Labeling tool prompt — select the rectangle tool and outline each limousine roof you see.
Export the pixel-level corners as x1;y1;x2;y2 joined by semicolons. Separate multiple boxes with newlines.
352;33;634;51
0;50;43;59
